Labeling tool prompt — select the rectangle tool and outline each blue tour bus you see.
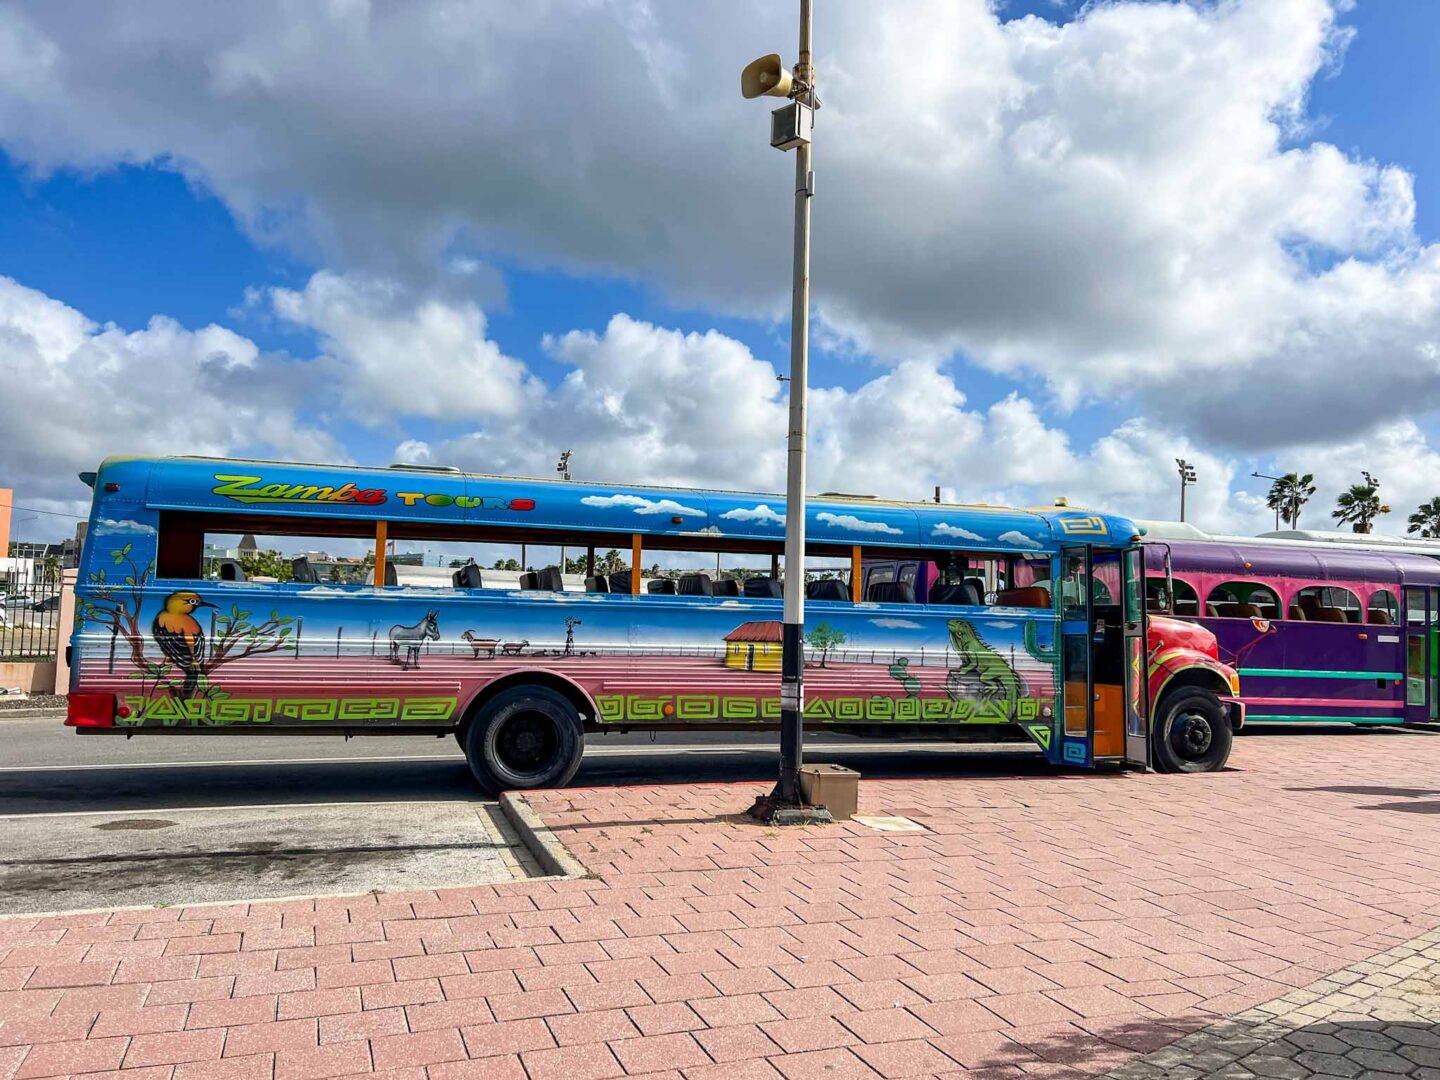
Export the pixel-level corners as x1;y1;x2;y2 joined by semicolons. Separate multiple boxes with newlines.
66;456;1241;791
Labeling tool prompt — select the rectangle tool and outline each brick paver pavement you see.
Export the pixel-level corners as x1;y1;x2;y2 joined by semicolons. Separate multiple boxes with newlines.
1102;923;1440;1079
2;731;1439;1078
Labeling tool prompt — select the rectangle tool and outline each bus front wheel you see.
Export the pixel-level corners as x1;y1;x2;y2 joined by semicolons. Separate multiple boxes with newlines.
463;686;584;795
1151;688;1232;773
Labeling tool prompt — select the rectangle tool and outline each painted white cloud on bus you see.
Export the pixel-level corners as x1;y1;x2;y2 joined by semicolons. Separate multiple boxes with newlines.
581;494;704;516
721;504;785;526
871;618;923;630
815;512;902;536
932;522;984;541
94;518;158;537
997;530;1043;549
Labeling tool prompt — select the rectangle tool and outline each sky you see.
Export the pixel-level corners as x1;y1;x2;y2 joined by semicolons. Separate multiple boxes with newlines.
1;0;1439;548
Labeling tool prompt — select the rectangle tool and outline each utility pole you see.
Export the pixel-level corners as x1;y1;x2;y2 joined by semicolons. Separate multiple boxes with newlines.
1176;459;1197;523
742;0;827;821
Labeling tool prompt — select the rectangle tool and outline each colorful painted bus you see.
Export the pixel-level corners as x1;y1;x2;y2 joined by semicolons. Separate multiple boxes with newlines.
1139;526;1440;726
66;457;1242;790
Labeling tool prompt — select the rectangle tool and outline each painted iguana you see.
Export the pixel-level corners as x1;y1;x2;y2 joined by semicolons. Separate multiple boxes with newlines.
945;618;1025;708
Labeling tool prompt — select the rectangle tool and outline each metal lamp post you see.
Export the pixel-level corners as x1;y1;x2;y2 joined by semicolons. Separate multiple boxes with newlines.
1252;471;1283;531
742;0;825;817
1176;459;1197;523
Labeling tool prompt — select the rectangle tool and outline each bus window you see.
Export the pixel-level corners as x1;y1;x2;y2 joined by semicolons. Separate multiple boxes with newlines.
1295;585;1361;624
1368;589;1399;625
1206;582;1280;619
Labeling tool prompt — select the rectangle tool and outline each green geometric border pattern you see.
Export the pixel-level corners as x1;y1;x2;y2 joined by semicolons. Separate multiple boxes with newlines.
119;695;457;726
594;693;1048;724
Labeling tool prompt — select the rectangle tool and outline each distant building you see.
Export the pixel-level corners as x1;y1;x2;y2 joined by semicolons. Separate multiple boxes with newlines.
61;521;87;568
723;621;783;672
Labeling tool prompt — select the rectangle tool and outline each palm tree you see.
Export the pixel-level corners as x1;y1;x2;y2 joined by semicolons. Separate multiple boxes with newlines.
1408;497;1440;539
1332;471;1391;534
1265;472;1316;528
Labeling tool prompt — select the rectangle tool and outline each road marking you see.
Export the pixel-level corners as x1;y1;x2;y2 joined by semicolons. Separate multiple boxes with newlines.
0;740;1016;774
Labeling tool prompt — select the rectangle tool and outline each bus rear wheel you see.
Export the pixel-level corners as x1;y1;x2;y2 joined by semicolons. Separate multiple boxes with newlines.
1152;688;1232;773
462;686;584;795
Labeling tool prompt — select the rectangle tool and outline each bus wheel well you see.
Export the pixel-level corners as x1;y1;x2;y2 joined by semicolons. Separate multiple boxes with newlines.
455;672;596;739
1156;668;1231;716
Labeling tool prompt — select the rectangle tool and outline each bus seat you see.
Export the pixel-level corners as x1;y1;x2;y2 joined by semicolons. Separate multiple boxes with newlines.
1288;606;1305;620
994;586;1049;608
454;564;483;589
608;571;634;593
1370;610;1395;625
536;567;564;591
584;575;610;593
964;578;988;602
217;559;246;582
807;579;850;602
291;557;319;584
929;582;981;606
519;571;540;590
678;573;714;596
868;581;916;604
384;561;398;586
744;577;783;599
1312;608;1348;623
712;578;740;597
647;578;677;594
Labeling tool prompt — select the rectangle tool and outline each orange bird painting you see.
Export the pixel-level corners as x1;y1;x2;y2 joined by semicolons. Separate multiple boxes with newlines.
152;591;216;698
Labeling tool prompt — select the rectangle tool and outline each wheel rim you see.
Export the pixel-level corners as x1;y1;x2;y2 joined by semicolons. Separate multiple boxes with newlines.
494;711;560;780
1170;709;1214;761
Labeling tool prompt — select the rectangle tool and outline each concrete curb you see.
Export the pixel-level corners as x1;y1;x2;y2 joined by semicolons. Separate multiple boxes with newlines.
499;791;588;878
0;708;67;722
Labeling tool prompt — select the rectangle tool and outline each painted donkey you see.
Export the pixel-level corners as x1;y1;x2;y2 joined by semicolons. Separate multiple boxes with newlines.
389;610;440;670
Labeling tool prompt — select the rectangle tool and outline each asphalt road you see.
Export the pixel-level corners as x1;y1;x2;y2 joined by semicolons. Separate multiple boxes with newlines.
0;714;1044;915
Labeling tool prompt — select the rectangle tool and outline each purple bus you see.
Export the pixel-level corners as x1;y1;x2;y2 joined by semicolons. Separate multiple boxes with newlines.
1144;538;1440;726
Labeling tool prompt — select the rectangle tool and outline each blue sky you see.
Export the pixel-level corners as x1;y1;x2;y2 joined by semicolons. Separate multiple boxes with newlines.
2;0;1439;546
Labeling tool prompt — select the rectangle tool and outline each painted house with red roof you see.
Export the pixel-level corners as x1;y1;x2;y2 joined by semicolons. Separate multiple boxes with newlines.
723;620;783;672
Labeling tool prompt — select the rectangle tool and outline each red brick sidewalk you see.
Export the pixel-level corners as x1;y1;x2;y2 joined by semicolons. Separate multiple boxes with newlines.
3;732;1440;1079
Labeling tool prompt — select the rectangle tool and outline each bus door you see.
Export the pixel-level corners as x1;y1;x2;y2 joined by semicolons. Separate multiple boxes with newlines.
1122;547;1151;766
1060;547;1148;767
1060;547;1093;766
1403;586;1439;723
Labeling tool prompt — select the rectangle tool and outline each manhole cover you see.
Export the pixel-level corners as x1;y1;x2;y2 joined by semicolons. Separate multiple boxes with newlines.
93;819;177;831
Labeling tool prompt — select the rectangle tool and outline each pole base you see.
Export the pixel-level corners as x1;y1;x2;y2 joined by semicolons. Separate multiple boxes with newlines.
746;792;834;827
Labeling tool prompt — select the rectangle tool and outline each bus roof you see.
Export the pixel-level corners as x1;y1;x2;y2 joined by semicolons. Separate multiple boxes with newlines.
1143;536;1440;586
98;455;1140;554
1139;518;1440;561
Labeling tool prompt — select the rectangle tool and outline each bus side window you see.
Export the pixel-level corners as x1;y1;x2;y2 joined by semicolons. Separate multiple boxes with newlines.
1294;584;1361;624
1368;589;1399;625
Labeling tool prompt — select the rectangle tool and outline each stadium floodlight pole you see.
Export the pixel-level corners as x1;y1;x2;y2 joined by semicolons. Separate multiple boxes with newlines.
1177;459;1197;523
742;0;819;811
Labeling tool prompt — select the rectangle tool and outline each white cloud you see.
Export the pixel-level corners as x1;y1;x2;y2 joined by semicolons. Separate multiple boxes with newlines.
392;439;433;465
721;504;786;526
269;272;528;423
932;523;985;541
815;513;903;536
0;275;343;513
2;0;1436;456
579;493;705;516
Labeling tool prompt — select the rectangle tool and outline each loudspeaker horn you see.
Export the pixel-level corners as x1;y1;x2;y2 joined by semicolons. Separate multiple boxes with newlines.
741;53;793;99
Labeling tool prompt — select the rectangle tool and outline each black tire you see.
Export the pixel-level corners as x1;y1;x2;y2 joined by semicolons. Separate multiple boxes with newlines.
1151;688;1232;773
462;686;584;795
